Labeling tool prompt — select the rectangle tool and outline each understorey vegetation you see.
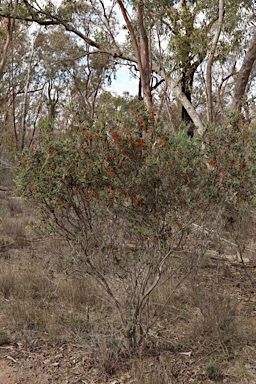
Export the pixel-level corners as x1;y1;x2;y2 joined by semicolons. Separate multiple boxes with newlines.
15;109;256;354
0;0;256;382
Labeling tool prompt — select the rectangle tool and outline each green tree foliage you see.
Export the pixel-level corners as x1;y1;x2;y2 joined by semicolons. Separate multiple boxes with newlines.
0;0;255;136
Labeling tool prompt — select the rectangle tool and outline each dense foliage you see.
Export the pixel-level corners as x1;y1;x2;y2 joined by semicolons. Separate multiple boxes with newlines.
17;112;256;229
15;109;256;350
0;0;255;354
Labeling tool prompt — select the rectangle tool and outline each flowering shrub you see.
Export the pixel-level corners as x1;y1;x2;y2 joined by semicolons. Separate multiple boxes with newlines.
202;115;256;228
17;119;208;243
15;111;256;350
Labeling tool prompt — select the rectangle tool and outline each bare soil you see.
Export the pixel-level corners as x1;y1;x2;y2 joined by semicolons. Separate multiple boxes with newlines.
0;361;18;384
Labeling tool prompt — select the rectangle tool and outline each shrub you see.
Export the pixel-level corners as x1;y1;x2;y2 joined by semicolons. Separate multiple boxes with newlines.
15;111;256;352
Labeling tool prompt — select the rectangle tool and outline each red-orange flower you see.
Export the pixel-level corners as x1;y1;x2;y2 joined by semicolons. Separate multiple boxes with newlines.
125;190;130;201
109;168;115;176
208;159;215;167
221;168;227;176
134;196;141;206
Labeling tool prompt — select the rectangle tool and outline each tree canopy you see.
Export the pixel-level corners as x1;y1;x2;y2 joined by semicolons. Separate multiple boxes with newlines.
0;0;255;149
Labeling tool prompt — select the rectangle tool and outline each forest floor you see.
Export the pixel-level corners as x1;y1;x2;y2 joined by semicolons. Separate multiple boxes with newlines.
0;190;256;383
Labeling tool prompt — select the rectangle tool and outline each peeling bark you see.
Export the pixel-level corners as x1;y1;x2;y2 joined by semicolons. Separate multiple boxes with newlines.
231;31;256;113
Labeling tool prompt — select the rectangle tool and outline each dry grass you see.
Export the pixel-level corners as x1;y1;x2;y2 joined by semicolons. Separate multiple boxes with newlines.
0;193;256;382
190;281;238;346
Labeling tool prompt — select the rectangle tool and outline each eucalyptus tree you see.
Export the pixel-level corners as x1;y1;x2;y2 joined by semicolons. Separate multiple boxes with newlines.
231;31;256;114
0;19;32;150
147;0;256;126
0;12;115;150
0;0;255;134
0;0;204;132
0;0;18;77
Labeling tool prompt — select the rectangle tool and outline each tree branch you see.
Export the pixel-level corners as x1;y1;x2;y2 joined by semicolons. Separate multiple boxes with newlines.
0;0;204;133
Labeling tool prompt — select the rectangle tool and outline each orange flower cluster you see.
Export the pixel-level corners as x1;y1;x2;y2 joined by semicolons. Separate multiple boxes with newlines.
109;168;115;176
134;196;141;206
208;159;215;167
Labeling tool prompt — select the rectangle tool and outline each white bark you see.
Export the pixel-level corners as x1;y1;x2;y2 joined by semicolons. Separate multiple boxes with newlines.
206;0;225;123
156;67;204;135
21;28;40;149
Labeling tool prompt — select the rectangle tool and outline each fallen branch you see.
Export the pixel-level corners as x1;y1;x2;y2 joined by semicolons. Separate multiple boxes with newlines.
0;186;12;191
192;223;256;253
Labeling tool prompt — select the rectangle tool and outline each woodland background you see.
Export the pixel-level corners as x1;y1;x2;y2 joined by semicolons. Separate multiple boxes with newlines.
0;1;256;383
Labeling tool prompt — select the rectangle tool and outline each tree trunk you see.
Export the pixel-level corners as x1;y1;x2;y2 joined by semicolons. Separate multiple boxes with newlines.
0;0;18;76
181;63;198;137
137;1;152;110
206;0;225;123
117;0;153;112
157;67;204;135
21;29;39;149
231;31;256;113
179;0;202;137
